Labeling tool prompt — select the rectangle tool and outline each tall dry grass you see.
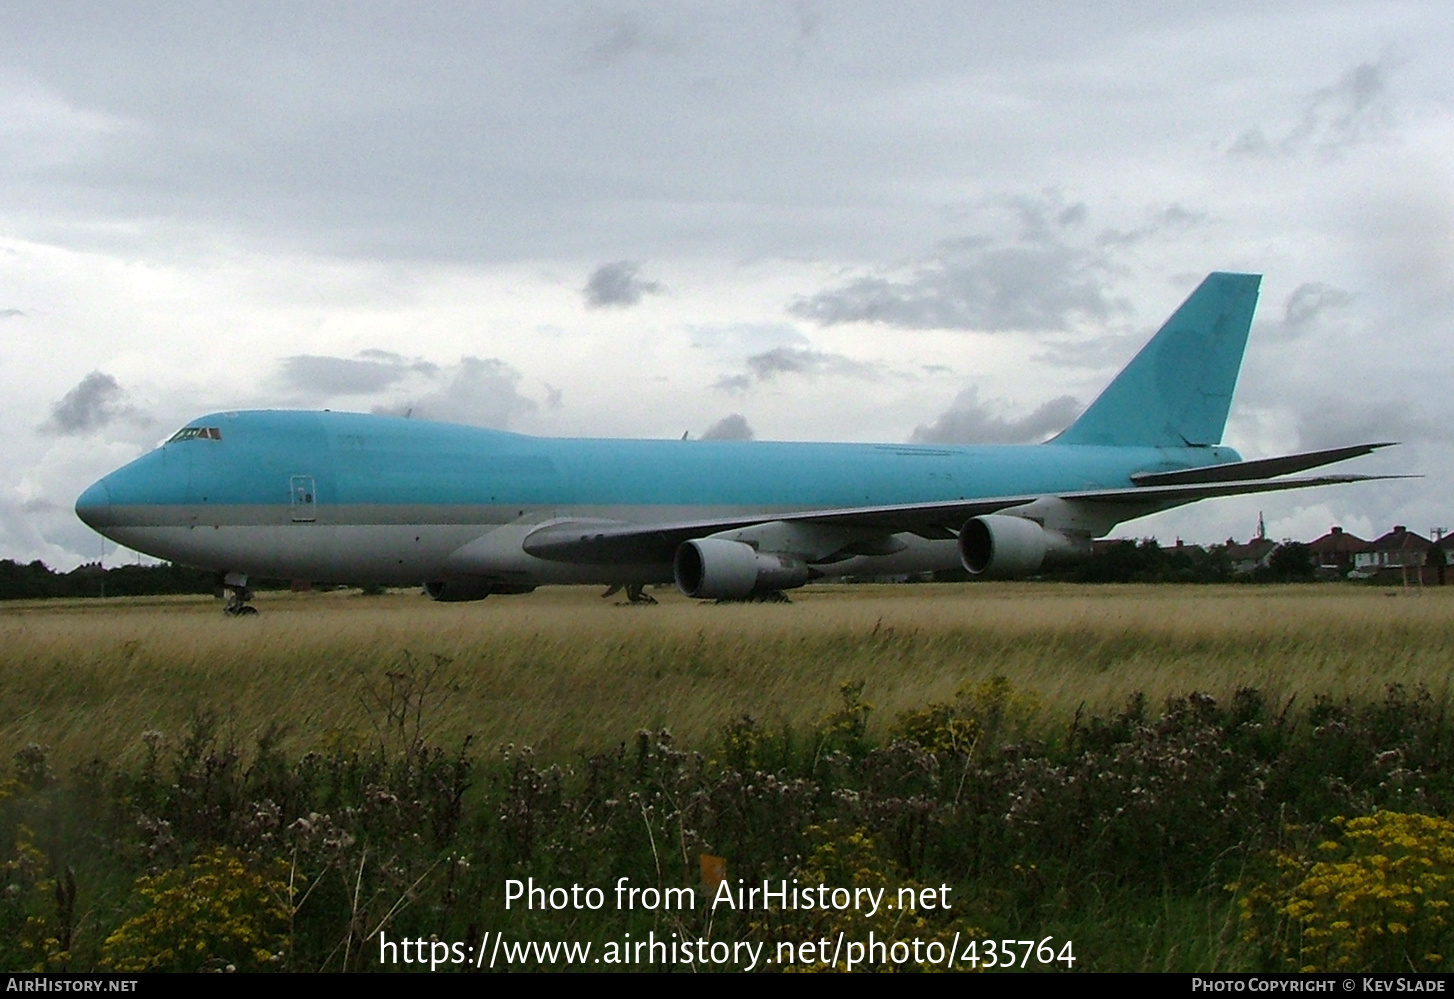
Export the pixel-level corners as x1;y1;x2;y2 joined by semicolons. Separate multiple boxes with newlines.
1;582;1450;768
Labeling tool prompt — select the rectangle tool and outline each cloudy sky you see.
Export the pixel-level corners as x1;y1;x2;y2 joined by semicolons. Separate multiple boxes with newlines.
3;1;1451;568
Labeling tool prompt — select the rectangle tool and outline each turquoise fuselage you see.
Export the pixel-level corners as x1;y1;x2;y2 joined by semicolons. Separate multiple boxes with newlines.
75;410;1238;586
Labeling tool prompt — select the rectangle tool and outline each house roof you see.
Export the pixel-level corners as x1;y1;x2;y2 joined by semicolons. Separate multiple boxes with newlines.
1223;537;1278;561
1308;526;1370;555
1366;525;1433;552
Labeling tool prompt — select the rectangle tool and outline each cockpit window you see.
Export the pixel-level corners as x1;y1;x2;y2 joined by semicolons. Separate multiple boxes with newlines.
167;426;222;443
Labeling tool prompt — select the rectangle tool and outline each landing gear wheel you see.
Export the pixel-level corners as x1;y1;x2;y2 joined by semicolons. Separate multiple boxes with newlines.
601;583;659;605
222;582;257;617
625;583;657;605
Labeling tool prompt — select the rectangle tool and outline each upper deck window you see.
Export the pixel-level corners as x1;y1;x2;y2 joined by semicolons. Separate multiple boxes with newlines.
167;426;222;443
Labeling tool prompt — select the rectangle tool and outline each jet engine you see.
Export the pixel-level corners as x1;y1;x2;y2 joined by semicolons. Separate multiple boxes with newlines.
424;578;536;601
958;514;1091;578
673;538;811;599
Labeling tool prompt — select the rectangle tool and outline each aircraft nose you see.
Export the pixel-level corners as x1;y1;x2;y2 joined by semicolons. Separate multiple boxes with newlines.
75;478;113;530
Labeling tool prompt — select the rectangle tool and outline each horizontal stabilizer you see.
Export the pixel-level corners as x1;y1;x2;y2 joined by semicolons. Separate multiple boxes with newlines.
1131;442;1397;486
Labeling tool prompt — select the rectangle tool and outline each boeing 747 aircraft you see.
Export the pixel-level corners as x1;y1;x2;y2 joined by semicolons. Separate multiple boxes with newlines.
75;273;1398;613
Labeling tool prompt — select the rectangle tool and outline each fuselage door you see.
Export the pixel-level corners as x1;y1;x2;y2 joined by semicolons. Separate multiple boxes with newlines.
289;475;318;522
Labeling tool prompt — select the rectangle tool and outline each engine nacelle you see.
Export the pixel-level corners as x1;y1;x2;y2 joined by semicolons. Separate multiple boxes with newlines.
424;579;536;601
673;538;811;599
959;514;1090;578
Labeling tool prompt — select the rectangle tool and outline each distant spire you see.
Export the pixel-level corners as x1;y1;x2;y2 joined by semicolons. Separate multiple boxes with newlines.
1257;511;1266;542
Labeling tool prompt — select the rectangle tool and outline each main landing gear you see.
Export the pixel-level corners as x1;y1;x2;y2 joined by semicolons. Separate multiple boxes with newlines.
218;572;259;616
601;582;658;605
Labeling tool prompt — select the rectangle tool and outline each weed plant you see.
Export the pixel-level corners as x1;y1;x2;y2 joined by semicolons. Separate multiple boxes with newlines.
3;670;1454;970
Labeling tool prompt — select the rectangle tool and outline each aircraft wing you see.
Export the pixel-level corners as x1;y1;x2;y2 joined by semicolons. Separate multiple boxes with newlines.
520;469;1409;565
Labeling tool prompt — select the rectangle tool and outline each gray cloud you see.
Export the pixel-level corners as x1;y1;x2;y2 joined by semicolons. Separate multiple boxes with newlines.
747;346;878;380
790;244;1116;331
701;413;754;440
1057;202;1088;227
712;343;884;389
714;346;881;389
0;308;24;319
1283;282;1353;331
1095;204;1204;248
376;357;537;429
42;371;141;435
910;387;1081;445
576;9;675;69
712;373;753;391
584;261;663;308
277;353;436;395
1230;59;1396;158
789;194;1143;332
0;8;1428;284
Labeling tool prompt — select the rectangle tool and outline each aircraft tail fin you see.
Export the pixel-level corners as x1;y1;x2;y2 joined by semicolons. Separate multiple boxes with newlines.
1050;272;1261;448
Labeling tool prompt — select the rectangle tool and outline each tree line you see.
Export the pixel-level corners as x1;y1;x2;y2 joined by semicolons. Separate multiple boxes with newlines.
2;539;1330;602
0;559;238;600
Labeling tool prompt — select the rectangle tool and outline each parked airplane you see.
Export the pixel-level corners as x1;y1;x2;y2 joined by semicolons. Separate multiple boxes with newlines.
75;272;1398;613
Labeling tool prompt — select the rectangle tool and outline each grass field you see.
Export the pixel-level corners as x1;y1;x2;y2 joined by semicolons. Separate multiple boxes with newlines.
2;581;1449;768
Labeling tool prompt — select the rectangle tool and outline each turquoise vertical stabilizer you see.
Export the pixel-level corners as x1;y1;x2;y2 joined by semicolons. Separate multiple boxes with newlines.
1050;272;1261;448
